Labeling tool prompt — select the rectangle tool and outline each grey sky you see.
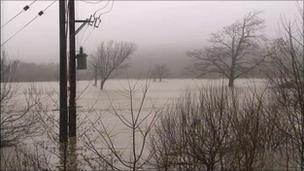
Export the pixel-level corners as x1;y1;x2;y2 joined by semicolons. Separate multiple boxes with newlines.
0;1;298;63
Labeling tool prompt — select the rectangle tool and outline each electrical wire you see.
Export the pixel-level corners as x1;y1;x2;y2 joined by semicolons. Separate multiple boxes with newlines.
65;1;69;67
79;24;90;45
81;0;114;45
92;0;111;16
81;27;95;45
74;0;114;47
42;0;56;12
92;0;113;24
1;1;56;47
80;0;105;5
97;0;114;16
76;0;110;45
76;0;80;46
1;0;38;28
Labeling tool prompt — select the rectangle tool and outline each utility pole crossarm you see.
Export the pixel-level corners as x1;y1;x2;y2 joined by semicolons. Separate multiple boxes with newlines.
75;19;91;35
75;20;90;23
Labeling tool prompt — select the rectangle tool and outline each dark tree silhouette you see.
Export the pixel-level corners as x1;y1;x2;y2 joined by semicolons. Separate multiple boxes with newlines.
151;64;168;82
92;41;136;90
188;11;267;87
90;56;99;86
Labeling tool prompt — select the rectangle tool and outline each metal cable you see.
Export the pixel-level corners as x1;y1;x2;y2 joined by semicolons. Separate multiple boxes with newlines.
97;0;114;16
92;0;111;16
1;0;38;28
81;27;95;45
80;0;105;5
1;1;56;47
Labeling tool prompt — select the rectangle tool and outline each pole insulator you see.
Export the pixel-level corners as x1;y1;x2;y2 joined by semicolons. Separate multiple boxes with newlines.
23;5;29;11
38;11;44;16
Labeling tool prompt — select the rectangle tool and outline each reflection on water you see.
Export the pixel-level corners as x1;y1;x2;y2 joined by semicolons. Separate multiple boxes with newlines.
58;142;67;171
58;138;78;171
68;138;78;170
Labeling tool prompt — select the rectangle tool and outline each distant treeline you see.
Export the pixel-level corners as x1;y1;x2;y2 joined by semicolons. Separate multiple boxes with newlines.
11;59;268;82
14;62;59;82
13;61;92;82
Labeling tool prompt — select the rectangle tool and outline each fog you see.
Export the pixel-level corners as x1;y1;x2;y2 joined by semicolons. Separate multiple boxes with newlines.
1;1;297;65
2;1;304;170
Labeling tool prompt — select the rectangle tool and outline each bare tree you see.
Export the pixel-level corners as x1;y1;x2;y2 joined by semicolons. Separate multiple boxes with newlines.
151;64;168;82
92;41;136;90
89;56;99;86
0;52;49;170
187;11;267;87
0;51;40;148
267;3;304;169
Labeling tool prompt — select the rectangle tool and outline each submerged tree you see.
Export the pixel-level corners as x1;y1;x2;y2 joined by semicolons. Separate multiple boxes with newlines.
92;41;136;90
90;56;99;87
188;11;267;87
151;64;168;82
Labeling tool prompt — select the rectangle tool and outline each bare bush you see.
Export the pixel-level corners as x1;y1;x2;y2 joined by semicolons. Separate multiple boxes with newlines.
150;85;272;171
267;4;304;170
0;52;40;148
84;80;159;171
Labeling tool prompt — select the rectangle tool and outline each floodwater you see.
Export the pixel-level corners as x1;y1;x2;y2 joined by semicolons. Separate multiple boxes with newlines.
1;78;267;170
11;78;267;111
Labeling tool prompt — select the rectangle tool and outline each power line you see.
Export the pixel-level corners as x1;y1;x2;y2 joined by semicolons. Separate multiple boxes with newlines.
42;1;56;12
92;0;111;16
1;0;38;28
1;1;56;47
81;27;95;45
80;13;106;45
79;24;90;45
86;0;114;45
97;0;114;16
80;0;105;5
91;0;114;25
77;0;113;46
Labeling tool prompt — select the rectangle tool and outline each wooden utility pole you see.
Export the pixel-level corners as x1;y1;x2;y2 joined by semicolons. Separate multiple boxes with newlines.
66;0;93;139
69;0;76;138
59;0;68;143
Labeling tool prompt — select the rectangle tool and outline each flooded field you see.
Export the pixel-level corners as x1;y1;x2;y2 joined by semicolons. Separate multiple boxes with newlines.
11;78;267;109
1;78;268;170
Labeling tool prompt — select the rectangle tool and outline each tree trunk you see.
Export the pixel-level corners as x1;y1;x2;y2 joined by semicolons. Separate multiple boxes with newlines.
100;79;106;90
94;79;97;86
206;163;214;171
228;77;234;88
229;53;236;88
93;68;97;86
220;152;224;171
